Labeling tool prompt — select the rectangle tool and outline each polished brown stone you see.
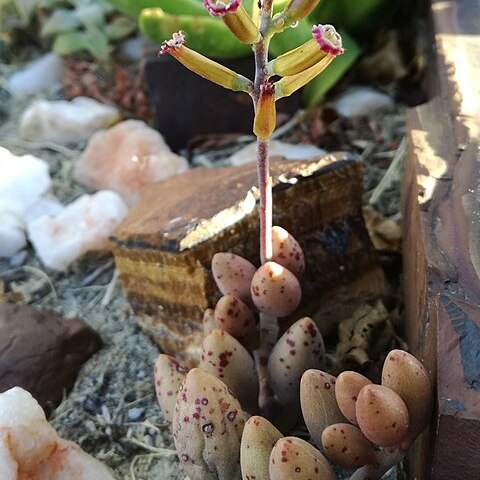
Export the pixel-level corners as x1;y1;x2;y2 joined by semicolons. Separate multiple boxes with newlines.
112;154;385;365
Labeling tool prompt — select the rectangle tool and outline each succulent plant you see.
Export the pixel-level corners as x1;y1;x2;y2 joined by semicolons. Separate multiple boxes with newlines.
12;0;136;59
150;2;433;478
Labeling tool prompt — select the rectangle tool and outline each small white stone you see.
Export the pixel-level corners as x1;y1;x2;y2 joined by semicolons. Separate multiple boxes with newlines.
0;211;26;258
23;194;65;225
0;387;115;480
19;97;120;145
229;139;326;166
332;86;395;118
7;53;63;98
28;190;128;271
0;146;51;218
74;120;189;206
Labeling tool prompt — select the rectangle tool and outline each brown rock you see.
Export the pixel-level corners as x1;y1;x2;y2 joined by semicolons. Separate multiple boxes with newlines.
0;304;102;411
112;154;386;365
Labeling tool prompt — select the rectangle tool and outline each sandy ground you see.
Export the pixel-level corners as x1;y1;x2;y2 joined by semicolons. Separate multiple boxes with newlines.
0;57;405;479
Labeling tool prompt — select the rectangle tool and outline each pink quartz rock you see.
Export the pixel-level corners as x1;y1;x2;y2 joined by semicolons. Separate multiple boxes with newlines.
74;120;189;206
0;387;115;480
28;190;128;271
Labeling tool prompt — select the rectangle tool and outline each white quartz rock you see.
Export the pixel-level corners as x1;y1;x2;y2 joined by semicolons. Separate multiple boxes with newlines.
0;211;26;258
332;86;395;118
0;146;52;218
0;387;116;480
7;53;63;98
229;139;326;166
20;97;120;145
28;190;128;271
74;120;189;206
23;194;65;225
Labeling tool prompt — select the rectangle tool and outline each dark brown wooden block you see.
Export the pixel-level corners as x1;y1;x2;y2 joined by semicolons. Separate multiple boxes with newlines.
112;154;386;365
403;1;480;477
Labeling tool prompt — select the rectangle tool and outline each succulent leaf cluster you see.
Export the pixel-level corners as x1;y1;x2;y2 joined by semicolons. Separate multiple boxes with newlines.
11;0;136;59
154;225;433;479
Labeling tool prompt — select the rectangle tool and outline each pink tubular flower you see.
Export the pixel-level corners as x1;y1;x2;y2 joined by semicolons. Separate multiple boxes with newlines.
203;0;241;17
312;24;344;56
159;31;186;56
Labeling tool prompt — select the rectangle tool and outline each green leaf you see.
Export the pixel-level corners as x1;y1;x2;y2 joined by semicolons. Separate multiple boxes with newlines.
12;0;38;22
52;30;88;55
40;8;81;36
302;29;361;106
83;26;110;58
52;27;109;59
75;3;105;28
105;15;136;40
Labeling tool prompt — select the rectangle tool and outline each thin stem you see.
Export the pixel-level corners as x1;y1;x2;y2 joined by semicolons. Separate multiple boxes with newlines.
252;0;274;264
254;312;279;415
251;0;276;415
257;139;272;263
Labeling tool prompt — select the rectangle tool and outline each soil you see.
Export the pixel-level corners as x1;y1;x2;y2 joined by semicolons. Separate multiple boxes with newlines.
0;55;407;479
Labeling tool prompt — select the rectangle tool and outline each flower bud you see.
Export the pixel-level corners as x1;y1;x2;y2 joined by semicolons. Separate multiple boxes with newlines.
253;81;277;140
160;31;252;92
268;24;343;77
275;54;334;99
204;0;259;44
282;0;322;25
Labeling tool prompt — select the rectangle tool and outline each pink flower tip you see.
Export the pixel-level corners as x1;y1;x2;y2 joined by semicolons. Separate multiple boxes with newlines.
159;31;186;56
312;24;344;56
203;0;241;17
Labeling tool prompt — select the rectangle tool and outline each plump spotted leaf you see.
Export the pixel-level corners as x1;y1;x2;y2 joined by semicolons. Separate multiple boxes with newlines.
173;368;247;480
268;317;325;405
271;226;305;278
241;415;283;480
300;369;346;448
214;294;258;350
356;384;409;447
200;329;258;413
335;371;372;425
322;423;377;468
154;354;188;423
212;253;256;304
382;349;432;443
269;437;336;480
251;261;301;317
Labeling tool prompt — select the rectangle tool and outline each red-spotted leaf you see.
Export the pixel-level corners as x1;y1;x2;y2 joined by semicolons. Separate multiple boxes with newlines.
268;317;325;405
173;368;246;480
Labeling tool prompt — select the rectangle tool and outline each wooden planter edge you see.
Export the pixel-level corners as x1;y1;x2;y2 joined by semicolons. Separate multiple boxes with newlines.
403;1;480;478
